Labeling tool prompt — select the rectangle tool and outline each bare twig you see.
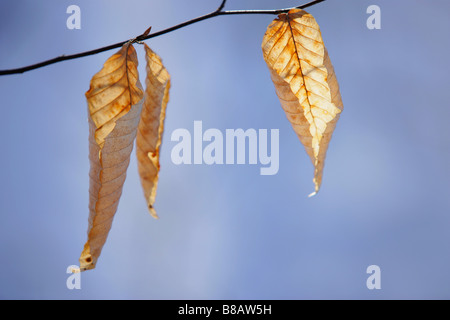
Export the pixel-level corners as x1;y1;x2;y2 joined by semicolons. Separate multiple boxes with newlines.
216;0;227;13
0;0;325;76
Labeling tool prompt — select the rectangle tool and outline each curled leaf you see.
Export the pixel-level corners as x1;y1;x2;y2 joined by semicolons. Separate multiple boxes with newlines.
80;43;144;271
261;9;343;195
136;44;171;218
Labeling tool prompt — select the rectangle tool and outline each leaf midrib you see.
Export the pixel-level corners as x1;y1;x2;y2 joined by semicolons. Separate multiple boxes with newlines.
286;13;321;149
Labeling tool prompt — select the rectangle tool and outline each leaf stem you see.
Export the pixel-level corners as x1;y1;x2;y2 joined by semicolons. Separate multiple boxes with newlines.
0;0;325;76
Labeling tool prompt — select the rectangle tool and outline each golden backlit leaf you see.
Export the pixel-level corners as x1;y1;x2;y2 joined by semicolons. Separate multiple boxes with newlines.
79;43;144;271
262;9;343;196
136;44;171;218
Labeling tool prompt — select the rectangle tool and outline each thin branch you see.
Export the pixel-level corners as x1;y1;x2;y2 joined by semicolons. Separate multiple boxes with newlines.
217;0;227;13
0;0;325;76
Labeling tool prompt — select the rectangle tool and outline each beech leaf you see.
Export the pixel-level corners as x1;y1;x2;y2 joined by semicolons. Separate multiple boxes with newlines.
136;44;171;218
261;9;343;196
79;43;144;271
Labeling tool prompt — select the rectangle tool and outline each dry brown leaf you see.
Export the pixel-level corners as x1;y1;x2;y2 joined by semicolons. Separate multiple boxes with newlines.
262;8;343;196
136;44;171;218
79;43;144;271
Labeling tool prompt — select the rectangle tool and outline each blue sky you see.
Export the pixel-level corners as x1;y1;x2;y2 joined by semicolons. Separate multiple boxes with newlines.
1;0;450;299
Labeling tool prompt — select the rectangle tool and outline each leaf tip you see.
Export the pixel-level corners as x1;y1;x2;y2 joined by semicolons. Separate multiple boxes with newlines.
70;266;81;273
308;183;320;198
148;205;159;219
308;191;317;198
